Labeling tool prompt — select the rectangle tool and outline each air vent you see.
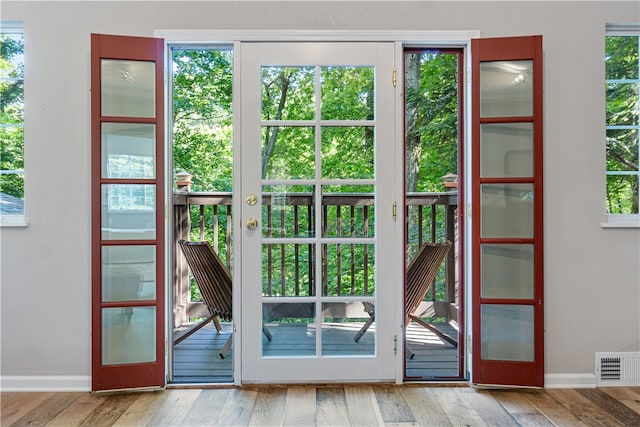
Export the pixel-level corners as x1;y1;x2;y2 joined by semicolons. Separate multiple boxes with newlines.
596;352;640;387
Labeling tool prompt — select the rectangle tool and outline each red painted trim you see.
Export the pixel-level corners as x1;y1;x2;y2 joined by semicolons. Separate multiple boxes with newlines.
471;35;544;388
91;33;165;392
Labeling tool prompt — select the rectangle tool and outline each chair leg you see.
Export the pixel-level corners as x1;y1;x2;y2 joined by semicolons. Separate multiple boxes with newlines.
406;344;415;360
220;334;232;359
262;325;273;341
408;314;458;347
354;317;374;342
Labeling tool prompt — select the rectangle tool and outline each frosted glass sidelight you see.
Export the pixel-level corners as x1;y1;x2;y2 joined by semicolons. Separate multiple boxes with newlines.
481;304;534;361
322;302;374;356
480;61;533;118
101;59;156;118
481;123;533;178
102;245;156;301
481;244;534;299
102;307;156;365
101;184;156;240
481;184;533;238
101;123;156;179
262;302;315;357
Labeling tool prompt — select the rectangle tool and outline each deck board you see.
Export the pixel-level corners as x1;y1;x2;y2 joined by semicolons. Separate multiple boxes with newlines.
172;321;459;383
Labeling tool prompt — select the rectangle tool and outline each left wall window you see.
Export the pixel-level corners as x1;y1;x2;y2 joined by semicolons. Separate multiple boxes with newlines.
0;21;24;225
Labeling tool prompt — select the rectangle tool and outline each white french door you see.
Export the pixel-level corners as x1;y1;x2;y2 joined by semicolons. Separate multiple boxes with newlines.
239;42;401;383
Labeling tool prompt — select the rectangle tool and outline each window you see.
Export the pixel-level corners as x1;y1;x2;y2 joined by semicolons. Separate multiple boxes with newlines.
0;21;24;225
605;25;640;223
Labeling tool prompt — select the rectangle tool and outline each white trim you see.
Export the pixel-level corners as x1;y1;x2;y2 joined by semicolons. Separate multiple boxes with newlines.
544;373;597;389
0;375;91;392
155;29;480;45
0;214;28;227
601;214;640;228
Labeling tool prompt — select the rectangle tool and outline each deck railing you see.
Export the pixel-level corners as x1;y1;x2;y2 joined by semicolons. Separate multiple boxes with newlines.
173;190;458;327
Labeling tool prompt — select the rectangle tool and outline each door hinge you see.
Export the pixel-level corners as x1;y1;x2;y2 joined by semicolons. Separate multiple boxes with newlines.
392;201;397;221
392;67;397;87
393;335;398;354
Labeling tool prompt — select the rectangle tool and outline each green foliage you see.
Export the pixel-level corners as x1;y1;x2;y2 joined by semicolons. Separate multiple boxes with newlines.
605;36;639;214
0;33;24;199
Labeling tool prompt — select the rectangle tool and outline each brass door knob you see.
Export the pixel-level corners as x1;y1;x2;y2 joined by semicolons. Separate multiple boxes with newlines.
246;218;258;230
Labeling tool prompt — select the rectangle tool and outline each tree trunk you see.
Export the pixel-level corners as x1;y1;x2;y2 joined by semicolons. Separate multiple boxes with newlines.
405;53;421;193
261;71;291;178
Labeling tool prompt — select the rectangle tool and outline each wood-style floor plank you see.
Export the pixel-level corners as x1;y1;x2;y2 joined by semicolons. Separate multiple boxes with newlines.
182;388;231;426
600;386;640;415
373;385;417;424
490;390;553;426
1;392;52;426
401;387;452;426
344;385;384;427
547;388;625;427
10;392;81;426
78;393;140;427
458;388;518;426
577;388;640;426
248;387;286;427
111;391;167;426
215;387;258;426
428;387;487;426
521;388;589;427
46;392;108;426
282;386;316;427
316;386;350;427
144;389;200;426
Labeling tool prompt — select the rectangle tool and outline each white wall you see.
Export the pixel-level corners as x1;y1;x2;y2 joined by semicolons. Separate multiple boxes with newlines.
1;1;638;389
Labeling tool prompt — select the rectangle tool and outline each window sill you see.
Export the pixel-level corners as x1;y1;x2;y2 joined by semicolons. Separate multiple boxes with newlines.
600;215;640;229
0;215;28;227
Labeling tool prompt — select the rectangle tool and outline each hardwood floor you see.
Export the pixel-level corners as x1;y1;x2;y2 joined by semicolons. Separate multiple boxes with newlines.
2;386;640;426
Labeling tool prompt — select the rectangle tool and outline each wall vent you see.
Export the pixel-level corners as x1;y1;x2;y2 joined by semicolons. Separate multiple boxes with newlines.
595;352;640;387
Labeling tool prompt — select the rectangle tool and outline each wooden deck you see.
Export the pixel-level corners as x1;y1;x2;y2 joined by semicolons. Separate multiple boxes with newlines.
4;386;640;426
173;321;459;383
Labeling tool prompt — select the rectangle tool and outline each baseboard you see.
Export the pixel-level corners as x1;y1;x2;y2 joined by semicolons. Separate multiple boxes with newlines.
0;375;91;392
544;373;596;389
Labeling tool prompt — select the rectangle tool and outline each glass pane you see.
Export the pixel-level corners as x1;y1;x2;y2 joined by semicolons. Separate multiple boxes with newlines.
102;245;156;301
481;184;534;238
261;67;314;121
101;123;156;179
481;123;533;178
323;244;375;297
262;185;314;238
262;126;314;179
481;304;534;362
606;36;640;80
101;184;156;240
607;129;639;171
480;60;533;118
262;243;314;297
606;174;639;214
606;83;639;126
102;306;156;365
322;302;375;356
101;59;155;118
322;127;374;179
262;302;315;357
322;185;374;238
481;244;534;299
321;66;374;120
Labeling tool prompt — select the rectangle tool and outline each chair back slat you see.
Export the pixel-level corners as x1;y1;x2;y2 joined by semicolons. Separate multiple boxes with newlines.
179;240;233;322
405;241;452;319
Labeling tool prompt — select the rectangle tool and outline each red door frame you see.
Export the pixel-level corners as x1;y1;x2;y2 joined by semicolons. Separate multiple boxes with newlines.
91;34;165;391
471;35;544;387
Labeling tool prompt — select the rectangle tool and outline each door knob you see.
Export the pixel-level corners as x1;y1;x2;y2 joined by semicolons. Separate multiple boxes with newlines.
246;194;258;206
246;218;258;230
